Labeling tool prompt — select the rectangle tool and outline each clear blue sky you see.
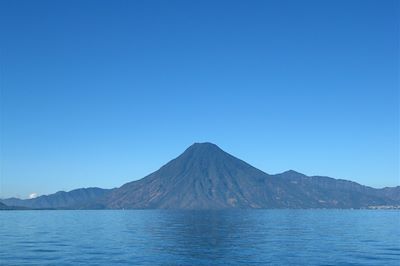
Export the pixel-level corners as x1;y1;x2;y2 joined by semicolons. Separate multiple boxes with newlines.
0;0;399;198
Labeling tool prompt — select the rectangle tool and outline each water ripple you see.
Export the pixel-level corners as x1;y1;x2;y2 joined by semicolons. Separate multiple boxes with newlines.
0;210;399;265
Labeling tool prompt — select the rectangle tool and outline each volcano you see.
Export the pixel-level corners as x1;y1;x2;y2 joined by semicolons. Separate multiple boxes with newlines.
104;142;399;209
2;142;399;209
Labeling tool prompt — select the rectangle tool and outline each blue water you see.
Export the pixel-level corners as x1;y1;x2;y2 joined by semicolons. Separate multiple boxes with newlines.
0;210;399;265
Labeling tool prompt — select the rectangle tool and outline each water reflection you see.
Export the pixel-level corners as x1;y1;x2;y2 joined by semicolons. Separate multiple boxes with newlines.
0;210;399;265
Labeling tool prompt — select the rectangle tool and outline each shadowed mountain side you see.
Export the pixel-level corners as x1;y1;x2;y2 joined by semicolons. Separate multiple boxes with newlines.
0;202;11;210
0;202;29;210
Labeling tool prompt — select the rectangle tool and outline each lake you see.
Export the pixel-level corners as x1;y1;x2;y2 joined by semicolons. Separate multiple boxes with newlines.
0;210;399;265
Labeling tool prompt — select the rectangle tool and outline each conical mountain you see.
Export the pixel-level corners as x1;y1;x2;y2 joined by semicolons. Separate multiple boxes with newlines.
106;142;272;209
104;142;399;209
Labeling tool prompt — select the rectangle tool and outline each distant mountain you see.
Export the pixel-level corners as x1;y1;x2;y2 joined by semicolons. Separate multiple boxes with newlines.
1;143;399;209
1;187;111;209
0;202;28;210
0;202;10;210
376;186;400;201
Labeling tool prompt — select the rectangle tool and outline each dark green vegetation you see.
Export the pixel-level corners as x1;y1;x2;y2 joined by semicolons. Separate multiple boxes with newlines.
2;143;399;209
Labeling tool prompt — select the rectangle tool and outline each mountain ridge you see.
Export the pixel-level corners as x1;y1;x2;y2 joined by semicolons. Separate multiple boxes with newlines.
2;143;399;209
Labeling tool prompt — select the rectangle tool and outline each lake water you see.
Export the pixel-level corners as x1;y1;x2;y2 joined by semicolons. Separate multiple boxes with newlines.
0;210;399;265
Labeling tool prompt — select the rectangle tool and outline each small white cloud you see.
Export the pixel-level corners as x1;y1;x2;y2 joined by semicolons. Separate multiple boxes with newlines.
29;193;38;199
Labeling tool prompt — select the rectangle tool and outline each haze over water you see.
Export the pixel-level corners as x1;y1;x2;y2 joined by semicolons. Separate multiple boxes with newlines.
1;210;399;265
